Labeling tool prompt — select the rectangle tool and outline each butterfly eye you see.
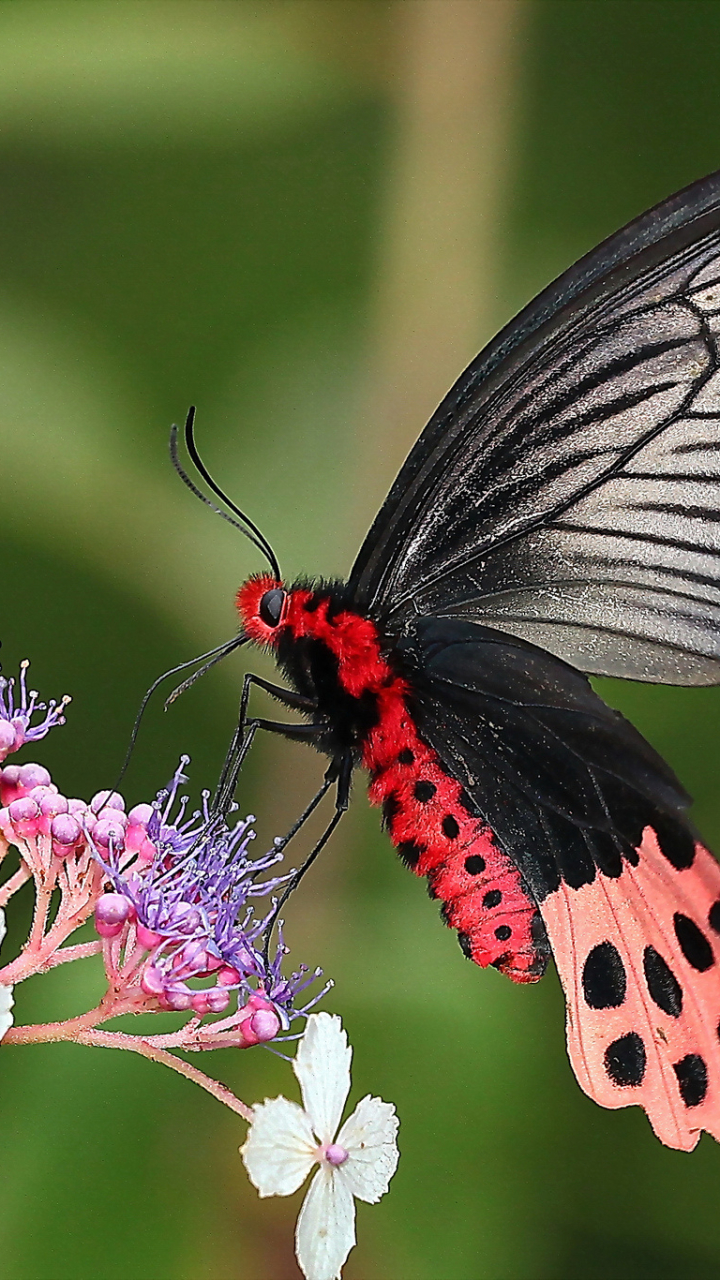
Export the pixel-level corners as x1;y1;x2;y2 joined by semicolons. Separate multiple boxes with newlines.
259;588;286;627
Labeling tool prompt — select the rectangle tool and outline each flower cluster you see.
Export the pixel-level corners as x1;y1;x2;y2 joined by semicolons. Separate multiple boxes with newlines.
0;660;400;1279
90;760;328;1043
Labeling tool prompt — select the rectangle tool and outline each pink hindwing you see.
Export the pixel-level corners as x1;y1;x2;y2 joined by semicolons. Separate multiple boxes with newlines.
541;829;720;1150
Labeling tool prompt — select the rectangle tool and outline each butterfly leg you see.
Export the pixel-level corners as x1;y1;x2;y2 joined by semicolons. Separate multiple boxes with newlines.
212;669;321;812
263;750;355;957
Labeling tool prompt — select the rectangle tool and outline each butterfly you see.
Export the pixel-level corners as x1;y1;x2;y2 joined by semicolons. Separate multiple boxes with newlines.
176;169;720;1151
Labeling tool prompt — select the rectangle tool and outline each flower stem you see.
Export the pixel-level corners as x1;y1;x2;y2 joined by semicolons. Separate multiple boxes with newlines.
2;1011;253;1121
73;1029;253;1120
0;864;32;906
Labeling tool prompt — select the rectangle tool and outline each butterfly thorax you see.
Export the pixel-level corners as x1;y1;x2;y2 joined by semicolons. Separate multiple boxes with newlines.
236;573;549;982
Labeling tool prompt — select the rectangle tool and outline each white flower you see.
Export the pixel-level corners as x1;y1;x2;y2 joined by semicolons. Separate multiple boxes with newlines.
241;1012;399;1280
0;908;13;1039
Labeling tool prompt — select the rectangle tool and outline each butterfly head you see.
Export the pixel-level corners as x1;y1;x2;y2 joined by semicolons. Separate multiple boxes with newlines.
236;573;290;647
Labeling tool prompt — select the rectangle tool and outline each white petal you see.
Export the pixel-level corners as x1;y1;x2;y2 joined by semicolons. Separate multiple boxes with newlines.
0;984;13;1041
295;1164;356;1280
241;1096;317;1197
294;1013;351;1144
0;907;6;951
335;1095;399;1204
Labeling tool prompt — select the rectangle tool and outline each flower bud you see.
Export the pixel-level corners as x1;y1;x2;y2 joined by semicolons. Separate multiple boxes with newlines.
90;790;126;815
18;763;51;793
50;813;82;852
240;1007;281;1046
8;795;41;836
93;817;127;852
127;803;153;826
0;721;17;759
95;893;134;938
164;985;194;1011
140;964;165;996
137;924;162;951
217;964;241;987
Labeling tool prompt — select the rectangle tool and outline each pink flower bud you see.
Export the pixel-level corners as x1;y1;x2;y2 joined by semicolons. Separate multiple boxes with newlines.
8;795;41;836
127;803;153;825
247;992;274;1012
137;924;162;951
50;813;82;851
0;721;17;759
240;1007;280;1045
165;985;194;1011
205;986;230;1013
93;817;127;851
173;902;201;934
33;789;69;818
140;964;165;996
95;893;134;938
18;763;51;793
217;965;241;986
0;765;20;801
90;790;126;815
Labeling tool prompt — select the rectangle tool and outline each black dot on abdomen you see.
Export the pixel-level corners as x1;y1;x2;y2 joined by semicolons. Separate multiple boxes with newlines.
483;889;501;909
582;941;627;1009
709;900;720;935
673;1053;708;1107
643;945;683;1017
465;854;486;875
397;841;424;869
673;913;715;971
442;814;460;839
604;1032;646;1087
495;925;512;941
413;780;436;803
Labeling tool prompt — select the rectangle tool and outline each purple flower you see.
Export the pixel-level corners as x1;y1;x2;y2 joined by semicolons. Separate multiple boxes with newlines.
0;662;70;762
92;760;328;1035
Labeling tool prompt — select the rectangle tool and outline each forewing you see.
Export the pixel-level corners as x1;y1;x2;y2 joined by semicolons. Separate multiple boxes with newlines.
349;171;720;685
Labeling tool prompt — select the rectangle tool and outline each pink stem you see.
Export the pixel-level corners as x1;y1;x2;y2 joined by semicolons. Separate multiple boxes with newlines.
0;865;32;906
73;1030;253;1120
45;940;103;968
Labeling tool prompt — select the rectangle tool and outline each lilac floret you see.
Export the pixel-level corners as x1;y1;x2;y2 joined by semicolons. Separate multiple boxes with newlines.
94;760;328;1027
0;661;70;760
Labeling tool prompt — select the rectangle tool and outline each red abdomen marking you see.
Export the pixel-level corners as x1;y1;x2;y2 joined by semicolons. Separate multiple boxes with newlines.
362;684;548;983
237;577;548;982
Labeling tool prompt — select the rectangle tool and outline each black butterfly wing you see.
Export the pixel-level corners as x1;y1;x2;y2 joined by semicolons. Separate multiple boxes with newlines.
348;170;720;685
400;617;720;1151
397;616;693;904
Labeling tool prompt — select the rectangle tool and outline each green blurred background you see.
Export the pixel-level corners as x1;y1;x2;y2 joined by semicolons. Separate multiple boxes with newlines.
3;2;720;1277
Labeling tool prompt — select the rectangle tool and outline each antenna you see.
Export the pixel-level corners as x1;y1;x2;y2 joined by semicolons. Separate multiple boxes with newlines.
170;407;281;580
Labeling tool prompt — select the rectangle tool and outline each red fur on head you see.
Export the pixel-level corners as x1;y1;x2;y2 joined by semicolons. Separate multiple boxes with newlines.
236;573;284;646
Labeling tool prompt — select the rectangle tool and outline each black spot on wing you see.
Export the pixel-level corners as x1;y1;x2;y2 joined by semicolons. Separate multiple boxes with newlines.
442;814;460;839
483;889;501;908
604;1032;646;1087
583;942;627;1009
495;925;512;941
643;946;683;1017
673;913;714;971
653;814;696;869
673;1054;708;1107
397;748;414;765
709;900;720;934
